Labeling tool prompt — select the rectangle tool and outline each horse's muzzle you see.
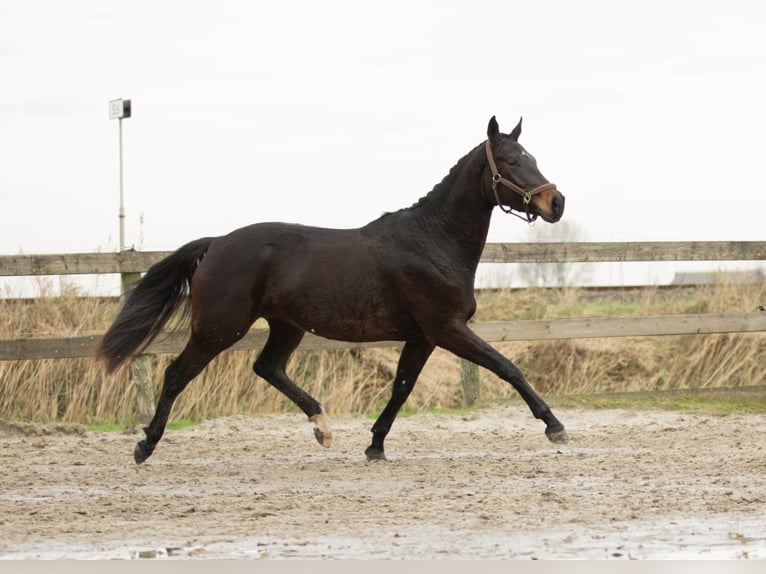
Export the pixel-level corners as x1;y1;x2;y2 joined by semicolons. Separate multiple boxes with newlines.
541;190;565;223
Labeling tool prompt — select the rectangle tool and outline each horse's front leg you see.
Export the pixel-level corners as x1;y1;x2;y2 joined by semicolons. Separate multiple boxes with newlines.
435;322;570;445
366;340;435;461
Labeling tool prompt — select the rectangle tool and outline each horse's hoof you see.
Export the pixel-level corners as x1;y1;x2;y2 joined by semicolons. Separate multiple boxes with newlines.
545;427;570;445
364;446;388;462
309;412;333;447
134;440;151;464
313;426;333;448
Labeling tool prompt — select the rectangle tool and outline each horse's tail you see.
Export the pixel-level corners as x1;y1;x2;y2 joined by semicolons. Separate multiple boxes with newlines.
95;237;215;373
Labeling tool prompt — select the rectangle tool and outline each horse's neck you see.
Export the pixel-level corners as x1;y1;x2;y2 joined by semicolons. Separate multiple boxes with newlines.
411;146;494;268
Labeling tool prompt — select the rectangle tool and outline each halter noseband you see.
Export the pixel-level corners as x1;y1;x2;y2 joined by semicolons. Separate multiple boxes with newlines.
485;139;558;223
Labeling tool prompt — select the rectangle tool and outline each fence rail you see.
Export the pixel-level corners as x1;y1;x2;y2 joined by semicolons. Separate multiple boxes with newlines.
2;312;765;362
2;241;765;277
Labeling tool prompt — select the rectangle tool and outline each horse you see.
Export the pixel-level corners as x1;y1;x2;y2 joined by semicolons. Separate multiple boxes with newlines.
96;116;569;463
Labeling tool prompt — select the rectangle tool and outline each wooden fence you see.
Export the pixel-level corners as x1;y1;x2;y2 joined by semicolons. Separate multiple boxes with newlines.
2;241;766;413
2;241;766;362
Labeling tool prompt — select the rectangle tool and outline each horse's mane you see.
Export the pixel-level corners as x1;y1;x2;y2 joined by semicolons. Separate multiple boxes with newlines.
375;141;484;221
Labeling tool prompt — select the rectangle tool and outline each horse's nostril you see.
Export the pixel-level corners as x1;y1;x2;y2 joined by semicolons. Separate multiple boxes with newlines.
552;193;565;215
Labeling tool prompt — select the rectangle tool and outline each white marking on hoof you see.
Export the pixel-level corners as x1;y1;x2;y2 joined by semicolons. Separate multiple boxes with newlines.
309;411;333;447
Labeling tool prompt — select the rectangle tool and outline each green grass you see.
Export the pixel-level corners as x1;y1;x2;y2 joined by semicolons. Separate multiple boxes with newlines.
167;419;199;431
394;405;470;419
86;419;199;433
547;387;766;415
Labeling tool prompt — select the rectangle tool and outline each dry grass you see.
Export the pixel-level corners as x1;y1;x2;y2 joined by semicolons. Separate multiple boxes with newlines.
1;281;764;424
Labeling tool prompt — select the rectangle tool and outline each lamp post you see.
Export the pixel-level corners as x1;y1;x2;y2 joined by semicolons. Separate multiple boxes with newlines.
108;98;153;423
108;98;131;254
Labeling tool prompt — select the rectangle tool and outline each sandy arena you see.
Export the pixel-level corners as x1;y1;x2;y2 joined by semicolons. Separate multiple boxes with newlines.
1;404;764;559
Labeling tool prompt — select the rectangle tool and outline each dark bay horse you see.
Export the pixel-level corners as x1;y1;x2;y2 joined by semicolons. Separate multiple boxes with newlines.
96;116;569;463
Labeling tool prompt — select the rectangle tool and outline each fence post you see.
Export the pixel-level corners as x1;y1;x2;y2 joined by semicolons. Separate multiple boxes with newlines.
121;271;154;424
460;319;481;407
460;358;481;407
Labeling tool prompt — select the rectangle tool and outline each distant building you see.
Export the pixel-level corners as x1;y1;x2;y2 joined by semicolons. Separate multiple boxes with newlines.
671;268;765;285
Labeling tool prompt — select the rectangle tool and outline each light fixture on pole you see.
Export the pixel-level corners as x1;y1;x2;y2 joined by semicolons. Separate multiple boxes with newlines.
108;98;131;252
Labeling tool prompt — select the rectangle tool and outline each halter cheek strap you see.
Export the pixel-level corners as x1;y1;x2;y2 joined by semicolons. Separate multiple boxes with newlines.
485;139;558;223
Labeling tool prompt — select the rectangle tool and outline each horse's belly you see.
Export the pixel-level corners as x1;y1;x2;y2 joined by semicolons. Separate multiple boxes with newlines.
301;312;411;343
263;287;415;343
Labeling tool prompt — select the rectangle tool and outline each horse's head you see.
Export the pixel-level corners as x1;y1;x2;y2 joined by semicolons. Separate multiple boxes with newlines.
485;116;565;223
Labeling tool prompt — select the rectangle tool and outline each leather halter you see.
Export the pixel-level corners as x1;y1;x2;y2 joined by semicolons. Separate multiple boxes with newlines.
485;139;558;223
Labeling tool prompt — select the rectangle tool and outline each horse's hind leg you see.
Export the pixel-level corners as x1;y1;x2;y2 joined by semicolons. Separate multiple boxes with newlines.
134;338;220;463
253;320;332;447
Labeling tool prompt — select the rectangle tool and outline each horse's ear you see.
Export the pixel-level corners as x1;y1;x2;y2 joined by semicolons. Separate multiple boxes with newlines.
487;116;499;140
510;117;523;140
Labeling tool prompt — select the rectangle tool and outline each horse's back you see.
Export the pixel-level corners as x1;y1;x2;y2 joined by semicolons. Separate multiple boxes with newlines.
190;222;415;341
214;221;381;276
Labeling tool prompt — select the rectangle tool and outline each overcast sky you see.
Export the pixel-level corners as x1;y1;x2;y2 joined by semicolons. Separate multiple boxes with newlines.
1;0;765;289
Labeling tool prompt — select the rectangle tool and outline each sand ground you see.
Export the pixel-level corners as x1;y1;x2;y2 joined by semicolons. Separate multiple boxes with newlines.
1;404;764;559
